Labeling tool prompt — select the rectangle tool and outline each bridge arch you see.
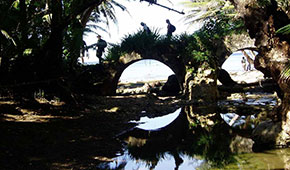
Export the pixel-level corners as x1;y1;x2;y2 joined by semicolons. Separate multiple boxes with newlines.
118;59;174;83
102;51;186;95
102;50;186;95
218;33;257;67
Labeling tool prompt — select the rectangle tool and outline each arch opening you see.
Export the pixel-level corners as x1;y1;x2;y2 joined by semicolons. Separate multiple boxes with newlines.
221;50;263;84
219;50;279;128
116;59;181;96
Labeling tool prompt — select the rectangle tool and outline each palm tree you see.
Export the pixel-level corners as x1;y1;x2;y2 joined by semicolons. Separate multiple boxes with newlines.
83;0;129;35
68;0;129;66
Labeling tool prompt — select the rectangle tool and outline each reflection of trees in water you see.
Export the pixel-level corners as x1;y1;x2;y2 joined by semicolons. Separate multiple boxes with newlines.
124;107;189;169
184;105;236;167
123;106;240;169
98;105;257;170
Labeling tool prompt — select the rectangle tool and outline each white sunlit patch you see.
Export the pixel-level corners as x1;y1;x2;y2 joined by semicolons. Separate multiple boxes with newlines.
131;108;182;130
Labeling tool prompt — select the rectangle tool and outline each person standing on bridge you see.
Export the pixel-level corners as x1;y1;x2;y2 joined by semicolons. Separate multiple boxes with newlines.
140;22;151;34
95;35;107;64
166;19;176;38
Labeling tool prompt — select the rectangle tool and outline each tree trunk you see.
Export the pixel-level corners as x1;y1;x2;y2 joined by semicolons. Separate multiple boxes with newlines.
37;0;63;79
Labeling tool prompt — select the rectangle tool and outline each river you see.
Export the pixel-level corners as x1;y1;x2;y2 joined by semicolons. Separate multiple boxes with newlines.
97;102;290;170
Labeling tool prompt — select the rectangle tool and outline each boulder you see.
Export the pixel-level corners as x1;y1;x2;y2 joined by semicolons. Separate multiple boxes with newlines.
252;120;282;151
160;74;181;96
217;68;237;86
230;135;254;153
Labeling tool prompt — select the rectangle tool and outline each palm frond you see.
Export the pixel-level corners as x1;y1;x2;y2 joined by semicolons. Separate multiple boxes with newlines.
279;63;290;83
110;0;128;12
84;0;128;37
276;24;290;35
181;0;236;26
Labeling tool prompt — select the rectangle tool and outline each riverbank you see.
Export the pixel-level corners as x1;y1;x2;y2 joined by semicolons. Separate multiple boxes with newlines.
117;70;265;95
117;79;167;95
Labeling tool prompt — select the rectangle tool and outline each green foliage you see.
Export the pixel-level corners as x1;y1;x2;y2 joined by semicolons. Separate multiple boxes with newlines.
106;44;125;61
180;0;245;71
178;33;210;67
181;0;237;26
23;48;33;56
120;29;160;53
276;24;290;83
0;30;17;46
257;0;272;6
192;50;208;62
179;14;244;70
105;29;160;61
0;0;129;84
280;63;290;83
106;28;212;68
276;24;290;35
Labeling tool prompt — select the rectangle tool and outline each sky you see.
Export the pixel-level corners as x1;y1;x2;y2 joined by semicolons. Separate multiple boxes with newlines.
83;0;199;63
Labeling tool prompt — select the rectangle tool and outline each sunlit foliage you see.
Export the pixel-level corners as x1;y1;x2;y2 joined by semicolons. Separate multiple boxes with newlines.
180;0;236;27
277;24;290;84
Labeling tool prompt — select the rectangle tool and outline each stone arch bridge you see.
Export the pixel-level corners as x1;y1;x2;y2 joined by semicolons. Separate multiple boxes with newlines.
86;33;256;95
98;49;186;95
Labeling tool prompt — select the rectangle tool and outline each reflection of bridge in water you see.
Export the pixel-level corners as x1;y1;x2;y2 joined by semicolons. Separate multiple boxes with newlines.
101;104;290;169
111;106;241;169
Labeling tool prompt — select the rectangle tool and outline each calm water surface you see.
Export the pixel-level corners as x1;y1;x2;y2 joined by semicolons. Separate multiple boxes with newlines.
97;104;290;170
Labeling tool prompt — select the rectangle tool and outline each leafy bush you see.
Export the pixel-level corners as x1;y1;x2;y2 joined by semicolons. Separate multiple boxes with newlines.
105;29;160;61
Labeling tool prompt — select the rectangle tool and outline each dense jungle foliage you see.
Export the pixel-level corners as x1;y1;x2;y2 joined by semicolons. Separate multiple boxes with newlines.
0;0;125;83
1;0;288;101
0;0;245;101
0;0;124;100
